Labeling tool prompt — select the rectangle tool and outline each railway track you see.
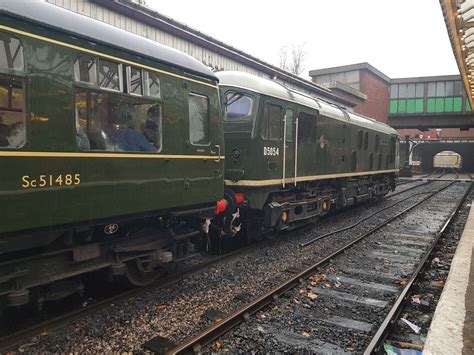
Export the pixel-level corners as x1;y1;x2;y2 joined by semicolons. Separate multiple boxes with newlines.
0;180;450;352
145;180;471;354
0;244;258;353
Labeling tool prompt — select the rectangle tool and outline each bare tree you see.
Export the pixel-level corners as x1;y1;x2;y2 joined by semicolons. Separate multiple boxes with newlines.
279;46;289;72
278;43;307;77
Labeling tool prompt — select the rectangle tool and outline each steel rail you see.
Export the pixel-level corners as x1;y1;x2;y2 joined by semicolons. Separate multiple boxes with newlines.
364;181;472;354
300;181;437;248
153;181;457;355
386;180;433;198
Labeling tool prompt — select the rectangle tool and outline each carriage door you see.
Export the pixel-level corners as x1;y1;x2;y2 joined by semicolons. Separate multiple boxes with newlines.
282;107;296;187
187;81;224;199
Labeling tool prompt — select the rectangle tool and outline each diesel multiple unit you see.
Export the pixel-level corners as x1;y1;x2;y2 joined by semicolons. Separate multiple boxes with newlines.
0;0;399;309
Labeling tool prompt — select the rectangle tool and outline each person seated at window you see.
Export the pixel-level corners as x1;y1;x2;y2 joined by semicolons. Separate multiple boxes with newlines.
0;114;25;148
0;116;11;147
103;106;157;152
143;105;160;147
76;115;90;151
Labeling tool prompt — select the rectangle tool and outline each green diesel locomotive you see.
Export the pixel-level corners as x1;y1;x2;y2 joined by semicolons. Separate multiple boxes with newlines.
216;71;399;240
0;0;224;308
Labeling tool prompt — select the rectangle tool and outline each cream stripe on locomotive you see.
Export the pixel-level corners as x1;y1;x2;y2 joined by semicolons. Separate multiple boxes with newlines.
225;169;399;187
0;25;217;89
0;151;225;160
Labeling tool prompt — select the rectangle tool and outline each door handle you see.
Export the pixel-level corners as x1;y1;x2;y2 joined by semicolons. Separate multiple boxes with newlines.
212;144;221;162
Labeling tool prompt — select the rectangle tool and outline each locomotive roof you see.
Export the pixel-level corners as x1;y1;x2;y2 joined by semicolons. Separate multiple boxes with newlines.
217;71;399;136
0;0;217;82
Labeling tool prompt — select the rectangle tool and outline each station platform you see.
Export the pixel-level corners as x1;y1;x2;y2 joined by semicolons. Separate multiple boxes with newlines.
423;201;474;355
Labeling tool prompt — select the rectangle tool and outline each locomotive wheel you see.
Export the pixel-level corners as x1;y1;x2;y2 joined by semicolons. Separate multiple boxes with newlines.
124;259;159;287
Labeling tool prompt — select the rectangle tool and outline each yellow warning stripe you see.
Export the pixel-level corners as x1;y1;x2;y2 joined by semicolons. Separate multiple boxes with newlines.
0;151;225;160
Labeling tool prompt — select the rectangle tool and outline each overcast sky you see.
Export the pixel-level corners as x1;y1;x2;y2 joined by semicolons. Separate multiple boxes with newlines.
145;0;458;80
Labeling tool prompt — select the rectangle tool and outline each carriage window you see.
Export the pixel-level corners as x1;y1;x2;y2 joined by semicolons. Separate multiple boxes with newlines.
298;112;317;144
145;71;161;98
128;66;143;96
363;131;369;150
261;103;282;140
0;76;26;149
189;93;209;145
98;59;122;91
74;56;97;84
75;90;161;152
357;130;363;149
225;93;253;120
0;33;24;71
285;108;294;142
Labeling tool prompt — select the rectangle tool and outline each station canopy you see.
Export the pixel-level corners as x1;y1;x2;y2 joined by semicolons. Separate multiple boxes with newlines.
442;0;474;109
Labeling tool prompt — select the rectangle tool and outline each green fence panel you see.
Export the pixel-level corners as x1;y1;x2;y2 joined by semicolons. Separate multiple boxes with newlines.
444;97;453;112
453;97;462;112
390;99;398;114
398;99;406;113
435;98;444;112
415;98;424;112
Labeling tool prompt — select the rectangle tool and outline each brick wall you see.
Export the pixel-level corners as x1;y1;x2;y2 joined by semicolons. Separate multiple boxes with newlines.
357;70;390;123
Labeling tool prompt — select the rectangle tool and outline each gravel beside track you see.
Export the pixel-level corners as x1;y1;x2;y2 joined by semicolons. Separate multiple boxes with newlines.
383;188;474;350
13;181;456;352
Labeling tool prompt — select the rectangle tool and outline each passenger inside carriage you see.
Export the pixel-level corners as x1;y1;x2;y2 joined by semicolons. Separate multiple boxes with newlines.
102;106;157;152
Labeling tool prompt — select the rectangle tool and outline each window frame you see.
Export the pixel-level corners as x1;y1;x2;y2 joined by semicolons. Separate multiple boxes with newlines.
0;31;25;74
261;102;283;141
126;65;144;97
0;73;27;150
74;87;163;153
296;110;317;144
97;58;123;93
0;32;27;150
188;92;210;146
144;70;161;99
223;91;255;122
285;107;295;143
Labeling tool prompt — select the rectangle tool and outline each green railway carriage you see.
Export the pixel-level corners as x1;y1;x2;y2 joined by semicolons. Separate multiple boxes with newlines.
216;71;399;235
0;0;224;307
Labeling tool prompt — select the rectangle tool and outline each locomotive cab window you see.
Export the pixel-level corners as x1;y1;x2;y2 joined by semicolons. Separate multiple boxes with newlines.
189;93;209;145
224;92;253;120
261;103;282;140
297;111;317;144
0;33;26;149
75;90;161;152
